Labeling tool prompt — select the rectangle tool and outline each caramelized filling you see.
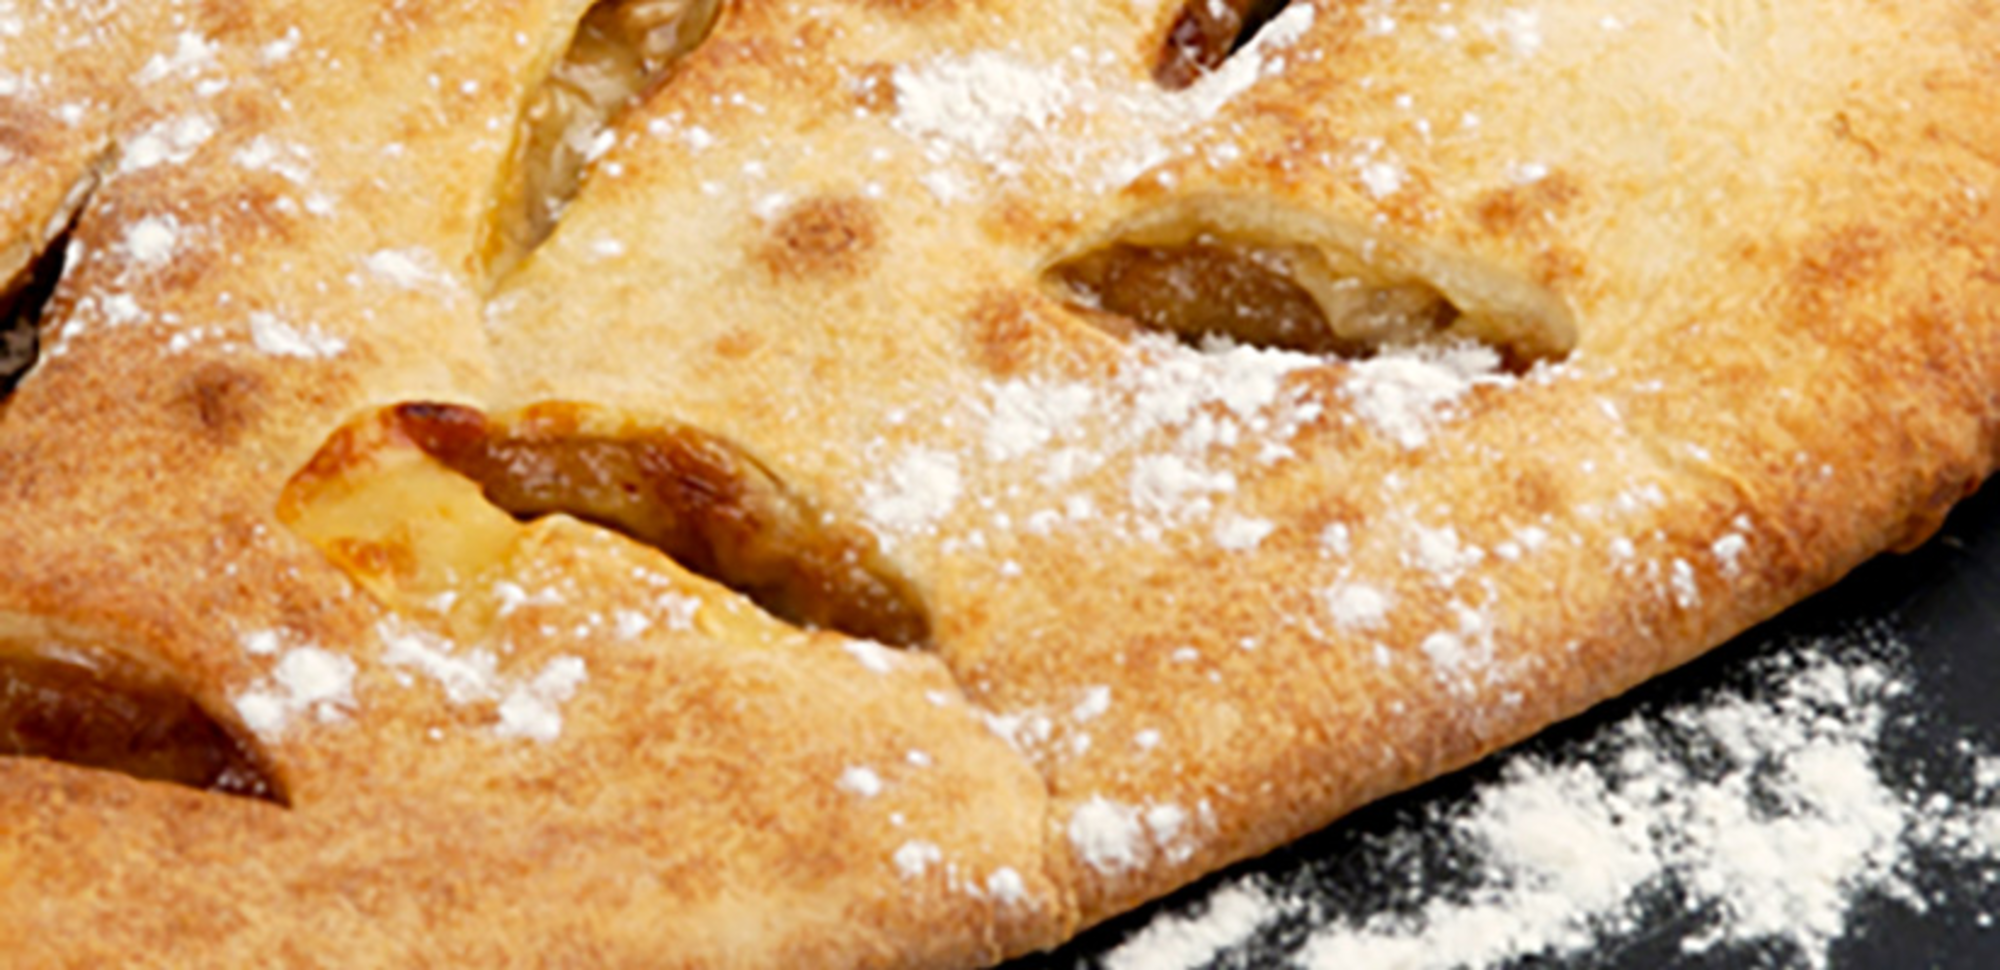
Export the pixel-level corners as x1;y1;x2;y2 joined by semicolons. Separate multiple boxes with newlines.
483;0;723;276
1;200;86;396
1156;0;1292;90
1052;238;1471;361
1047;190;1581;371
1051;240;1463;358
284;403;930;648
1;643;282;803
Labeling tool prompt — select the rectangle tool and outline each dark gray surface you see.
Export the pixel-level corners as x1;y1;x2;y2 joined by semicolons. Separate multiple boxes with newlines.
1018;482;2000;970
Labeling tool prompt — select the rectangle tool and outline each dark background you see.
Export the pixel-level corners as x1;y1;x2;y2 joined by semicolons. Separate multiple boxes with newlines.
1016;481;2000;970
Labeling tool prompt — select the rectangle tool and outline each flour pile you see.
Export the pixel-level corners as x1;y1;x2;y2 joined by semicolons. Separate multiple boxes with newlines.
1091;624;2000;969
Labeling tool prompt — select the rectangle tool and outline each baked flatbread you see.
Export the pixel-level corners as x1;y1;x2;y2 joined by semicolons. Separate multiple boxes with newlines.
2;0;1996;964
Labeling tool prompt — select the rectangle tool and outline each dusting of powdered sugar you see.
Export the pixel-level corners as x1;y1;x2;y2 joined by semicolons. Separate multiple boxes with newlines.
862;448;963;542
233;641;358;738
360;247;454;292
492;655;588;743
1068;796;1208;875
876;333;1322;548
1086;625;2000;969
120;114;216;172
1342;342;1511;449
377;618;589;742
888;5;1316;196
248;312;346;359
1103;882;1296;970
864;329;1546;555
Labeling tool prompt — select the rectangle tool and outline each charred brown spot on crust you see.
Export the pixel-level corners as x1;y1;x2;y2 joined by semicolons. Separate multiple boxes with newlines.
1155;0;1292;90
0;123;42;162
217;185;304;247
1829;111;1885;164
289;403;931;648
178;361;266;443
1532;245;1588;291
1794;224;1888;297
194;0;258;41
483;0;724;277
967;290;1043;376
856;0;968;14
1;639;283;804
712;328;763;359
1472;171;1581;236
849;63;900;114
1785;224;1889;330
756;196;882;280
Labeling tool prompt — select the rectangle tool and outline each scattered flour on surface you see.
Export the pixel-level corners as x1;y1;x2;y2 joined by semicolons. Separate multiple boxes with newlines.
842;638;900;675
233;644;357;737
121;216;181;268
1213;515;1276;551
988;867;1029;905
1343;343;1509;448
248;312;346;358
121;114;216;172
361;247;452;291
888;6;1317;196
1087;628;2000;969
1073;685;1113;723
492;656;588;743
1325;582;1392;631
863;447;963;540
839;765;885;798
377;619;590;742
894;839;943;878
1102;882;1293;970
1070;797;1148;873
935;334;1322;547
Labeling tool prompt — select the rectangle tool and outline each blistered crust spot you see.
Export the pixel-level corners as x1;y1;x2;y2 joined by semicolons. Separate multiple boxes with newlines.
176;361;266;444
848;63;900;115
756;195;883;281
1789;224;1890;317
0;119;45;161
966;290;1041;377
712;327;764;359
1472;171;1582;236
1532;245;1589;291
854;0;974;16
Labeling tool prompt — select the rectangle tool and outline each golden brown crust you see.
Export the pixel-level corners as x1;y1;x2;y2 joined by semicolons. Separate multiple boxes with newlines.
2;0;1997;965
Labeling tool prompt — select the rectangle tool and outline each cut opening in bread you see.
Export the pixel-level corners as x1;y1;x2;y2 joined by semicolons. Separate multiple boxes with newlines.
1;172;96;399
1155;0;1293;90
282;402;931;649
0;623;285;804
481;0;723;278
1045;194;1577;372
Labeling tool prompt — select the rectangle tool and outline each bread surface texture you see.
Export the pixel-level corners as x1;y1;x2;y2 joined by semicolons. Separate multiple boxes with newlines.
1;0;1997;965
